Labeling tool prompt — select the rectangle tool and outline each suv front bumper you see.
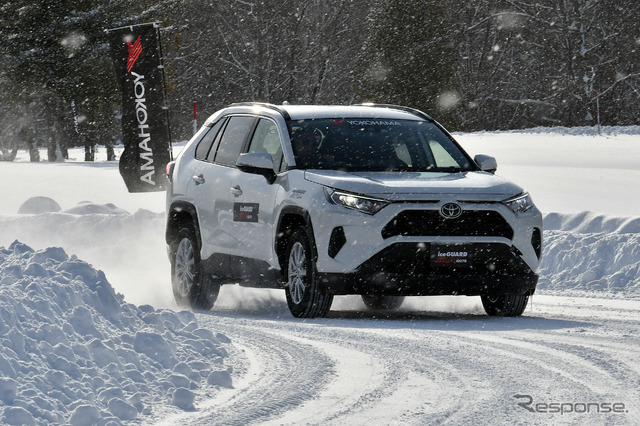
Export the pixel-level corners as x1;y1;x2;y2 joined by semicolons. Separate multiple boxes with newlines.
318;242;538;296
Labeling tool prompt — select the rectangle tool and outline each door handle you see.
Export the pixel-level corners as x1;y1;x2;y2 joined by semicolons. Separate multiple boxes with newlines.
230;185;243;197
192;174;205;185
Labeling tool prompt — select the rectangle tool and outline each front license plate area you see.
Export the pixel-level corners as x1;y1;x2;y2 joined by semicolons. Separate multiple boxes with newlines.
430;245;473;268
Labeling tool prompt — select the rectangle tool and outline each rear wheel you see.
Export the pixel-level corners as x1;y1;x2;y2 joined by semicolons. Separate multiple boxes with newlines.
481;294;529;317
172;225;219;310
285;227;333;318
362;295;405;310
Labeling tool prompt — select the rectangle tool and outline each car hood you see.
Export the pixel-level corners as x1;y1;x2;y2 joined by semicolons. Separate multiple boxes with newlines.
304;170;525;202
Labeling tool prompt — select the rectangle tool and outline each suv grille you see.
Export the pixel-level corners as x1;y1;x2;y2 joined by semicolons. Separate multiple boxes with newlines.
381;210;514;240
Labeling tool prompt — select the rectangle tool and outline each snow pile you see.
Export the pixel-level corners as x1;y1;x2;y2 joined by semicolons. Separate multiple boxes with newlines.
17;197;62;215
538;212;640;299
0;202;171;308
456;124;640;137
0;241;232;425
544;212;640;234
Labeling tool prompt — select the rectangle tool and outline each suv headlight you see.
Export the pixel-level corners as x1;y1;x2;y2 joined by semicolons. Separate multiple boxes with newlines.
503;192;535;214
327;189;389;215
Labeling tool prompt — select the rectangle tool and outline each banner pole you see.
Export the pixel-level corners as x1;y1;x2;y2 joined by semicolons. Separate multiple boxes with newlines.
596;90;601;135
193;102;198;135
155;23;174;161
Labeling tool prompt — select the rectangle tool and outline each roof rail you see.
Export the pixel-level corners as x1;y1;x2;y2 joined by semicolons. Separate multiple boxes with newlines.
353;103;433;121
228;102;291;120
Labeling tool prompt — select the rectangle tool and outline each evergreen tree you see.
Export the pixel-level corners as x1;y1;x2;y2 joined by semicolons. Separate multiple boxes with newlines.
0;0;137;159
355;0;458;126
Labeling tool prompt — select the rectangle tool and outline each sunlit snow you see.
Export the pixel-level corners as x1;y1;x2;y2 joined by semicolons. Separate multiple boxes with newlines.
1;125;639;423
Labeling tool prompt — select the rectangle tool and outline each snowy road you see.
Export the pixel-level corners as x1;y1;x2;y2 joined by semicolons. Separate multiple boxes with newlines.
161;295;640;425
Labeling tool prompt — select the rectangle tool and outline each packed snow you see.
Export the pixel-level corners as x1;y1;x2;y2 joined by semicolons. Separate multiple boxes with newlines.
0;126;639;424
0;241;233;425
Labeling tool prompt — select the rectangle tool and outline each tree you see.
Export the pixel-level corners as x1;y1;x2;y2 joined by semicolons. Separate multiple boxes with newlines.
1;0;639;144
162;0;369;138
0;0;137;160
355;0;458;126
450;0;640;130
498;0;633;127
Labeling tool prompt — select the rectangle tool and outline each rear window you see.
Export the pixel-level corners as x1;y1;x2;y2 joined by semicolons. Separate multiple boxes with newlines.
195;119;225;161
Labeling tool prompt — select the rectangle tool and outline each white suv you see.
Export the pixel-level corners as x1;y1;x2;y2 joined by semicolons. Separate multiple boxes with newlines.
166;103;542;318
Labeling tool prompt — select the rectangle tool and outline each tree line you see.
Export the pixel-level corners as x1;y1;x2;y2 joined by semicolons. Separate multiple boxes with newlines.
1;0;638;161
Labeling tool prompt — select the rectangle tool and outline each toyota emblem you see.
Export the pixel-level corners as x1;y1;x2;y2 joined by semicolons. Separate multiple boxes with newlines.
440;202;462;219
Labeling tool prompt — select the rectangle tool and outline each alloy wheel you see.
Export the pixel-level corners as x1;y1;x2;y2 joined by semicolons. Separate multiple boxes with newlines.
288;241;307;304
174;238;195;298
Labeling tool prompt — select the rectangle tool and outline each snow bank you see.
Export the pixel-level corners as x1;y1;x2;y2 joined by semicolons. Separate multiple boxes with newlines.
539;213;640;299
0;241;232;425
0;202;171;308
544;212;640;234
455;124;640;137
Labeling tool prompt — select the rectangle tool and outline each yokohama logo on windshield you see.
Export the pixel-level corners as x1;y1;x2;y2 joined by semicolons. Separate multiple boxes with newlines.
347;120;401;126
126;35;142;72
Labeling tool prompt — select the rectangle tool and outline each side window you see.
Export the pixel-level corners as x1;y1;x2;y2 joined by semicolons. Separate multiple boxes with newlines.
247;119;284;172
418;124;470;169
428;140;462;168
212;116;256;167
195;119;225;161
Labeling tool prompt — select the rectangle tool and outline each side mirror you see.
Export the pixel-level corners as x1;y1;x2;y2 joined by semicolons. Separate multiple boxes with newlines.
236;152;277;184
474;154;497;174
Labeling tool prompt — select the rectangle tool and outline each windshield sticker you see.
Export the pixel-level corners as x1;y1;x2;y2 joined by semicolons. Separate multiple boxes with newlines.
347;120;402;126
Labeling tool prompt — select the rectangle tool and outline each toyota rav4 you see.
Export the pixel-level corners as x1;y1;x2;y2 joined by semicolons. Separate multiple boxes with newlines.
165;103;542;318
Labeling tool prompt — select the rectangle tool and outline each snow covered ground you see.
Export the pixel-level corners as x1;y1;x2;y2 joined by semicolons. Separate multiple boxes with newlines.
0;126;639;424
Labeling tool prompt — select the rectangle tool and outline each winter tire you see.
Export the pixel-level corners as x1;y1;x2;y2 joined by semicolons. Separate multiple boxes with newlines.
172;225;219;310
481;294;529;317
362;295;405;310
285;227;333;318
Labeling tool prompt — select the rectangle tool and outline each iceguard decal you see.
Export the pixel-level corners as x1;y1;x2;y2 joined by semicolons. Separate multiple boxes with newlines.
431;245;473;268
234;203;259;222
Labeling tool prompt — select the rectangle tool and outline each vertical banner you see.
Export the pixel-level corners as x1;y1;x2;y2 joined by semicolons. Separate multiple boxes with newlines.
107;23;172;192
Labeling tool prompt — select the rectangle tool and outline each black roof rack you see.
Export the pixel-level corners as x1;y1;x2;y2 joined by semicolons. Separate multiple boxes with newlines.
228;102;291;120
353;103;433;121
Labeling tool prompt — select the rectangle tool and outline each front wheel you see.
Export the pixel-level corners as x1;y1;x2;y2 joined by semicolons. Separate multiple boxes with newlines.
172;225;219;311
481;294;529;317
284;227;333;318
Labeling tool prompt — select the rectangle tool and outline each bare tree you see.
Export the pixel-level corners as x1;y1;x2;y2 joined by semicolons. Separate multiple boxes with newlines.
451;0;640;130
163;0;369;137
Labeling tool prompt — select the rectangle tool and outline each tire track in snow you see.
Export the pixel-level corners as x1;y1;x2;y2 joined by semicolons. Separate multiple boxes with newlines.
305;331;481;425
195;317;487;425
171;316;335;425
164;297;640;425
443;330;623;395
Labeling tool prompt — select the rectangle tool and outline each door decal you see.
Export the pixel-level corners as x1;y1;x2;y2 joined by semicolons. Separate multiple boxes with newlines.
234;203;259;222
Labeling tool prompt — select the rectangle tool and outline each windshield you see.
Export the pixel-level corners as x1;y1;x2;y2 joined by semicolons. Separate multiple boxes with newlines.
289;119;476;172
